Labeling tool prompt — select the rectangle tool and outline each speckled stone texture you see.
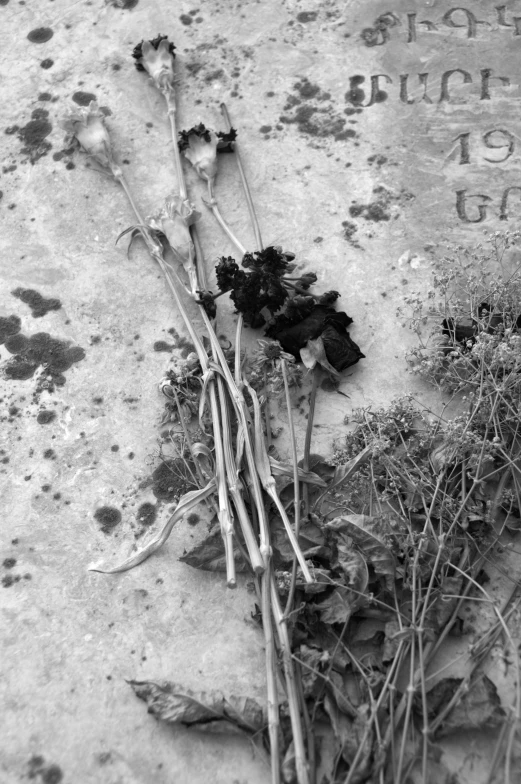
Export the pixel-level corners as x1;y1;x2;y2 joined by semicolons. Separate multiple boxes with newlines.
1;1;521;782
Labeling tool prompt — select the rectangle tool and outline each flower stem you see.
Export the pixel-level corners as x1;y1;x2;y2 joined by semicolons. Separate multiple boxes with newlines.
282;357;301;618
260;568;281;784
164;89;188;201
221;102;263;251
206;179;247;255
271;579;310;784
302;366;320;517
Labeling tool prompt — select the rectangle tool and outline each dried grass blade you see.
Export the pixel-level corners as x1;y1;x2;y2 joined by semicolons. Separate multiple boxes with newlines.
269;458;328;487
88;480;216;574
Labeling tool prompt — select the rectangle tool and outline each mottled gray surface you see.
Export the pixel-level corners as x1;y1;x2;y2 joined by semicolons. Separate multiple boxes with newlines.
1;1;520;782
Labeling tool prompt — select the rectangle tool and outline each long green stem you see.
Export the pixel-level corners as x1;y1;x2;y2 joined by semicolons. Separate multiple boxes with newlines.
261;569;281;784
271;579;310;784
283;357;301;617
221;102;263;251
302;366;320;517
206;179;247;255
163;89;187;200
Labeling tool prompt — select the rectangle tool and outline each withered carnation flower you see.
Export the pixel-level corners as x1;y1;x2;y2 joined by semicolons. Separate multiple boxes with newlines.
61;101;115;171
266;305;364;373
132;35;176;90
148;194;199;293
214;247;296;328
178;124;238;182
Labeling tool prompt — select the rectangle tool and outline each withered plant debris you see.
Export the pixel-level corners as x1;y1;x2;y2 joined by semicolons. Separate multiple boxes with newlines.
130;680;266;735
64;24;520;784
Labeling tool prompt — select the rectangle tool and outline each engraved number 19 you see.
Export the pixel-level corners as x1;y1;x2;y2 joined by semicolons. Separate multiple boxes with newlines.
454;129;515;164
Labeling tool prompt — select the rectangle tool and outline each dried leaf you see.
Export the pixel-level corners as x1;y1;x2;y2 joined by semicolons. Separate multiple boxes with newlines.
179;527;248;573
383;617;402;662
326;514;395;590
434;575;464;630
130;680;265;735
271;518;327;565
423;675;505;735
324;697;373;782
315;587;356;626
336;545;369;595
319;445;371;502
269;457;328;487
281;740;296;784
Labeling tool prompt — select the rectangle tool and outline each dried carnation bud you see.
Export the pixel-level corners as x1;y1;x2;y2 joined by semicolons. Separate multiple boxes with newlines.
61;101;115;171
132;35;176;89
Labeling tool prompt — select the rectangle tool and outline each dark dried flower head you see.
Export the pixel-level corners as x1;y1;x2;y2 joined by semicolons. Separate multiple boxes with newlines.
266;304;363;372
319;290;340;306
132;35;176;71
215;256;243;293
216;128;237;153
178;123;212;151
242;246;295;276
197;290;217;320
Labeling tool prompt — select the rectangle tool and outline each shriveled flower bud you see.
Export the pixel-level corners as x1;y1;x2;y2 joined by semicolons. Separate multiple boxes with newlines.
132;35;176;90
62;102;115;171
148;194;199;293
178;124;219;183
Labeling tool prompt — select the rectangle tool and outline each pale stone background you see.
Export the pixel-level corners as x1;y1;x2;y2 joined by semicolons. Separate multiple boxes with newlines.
1;0;521;782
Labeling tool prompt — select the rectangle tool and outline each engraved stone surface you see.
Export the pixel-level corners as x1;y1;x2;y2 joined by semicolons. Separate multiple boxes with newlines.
1;1;521;783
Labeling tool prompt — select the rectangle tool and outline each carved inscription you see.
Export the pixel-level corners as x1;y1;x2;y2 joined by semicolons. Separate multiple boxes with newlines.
355;4;521;223
347;68;511;106
361;6;521;45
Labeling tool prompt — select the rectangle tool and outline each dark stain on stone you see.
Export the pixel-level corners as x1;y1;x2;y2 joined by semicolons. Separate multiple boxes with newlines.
72;91;97;106
367;154;388;167
111;444;119;452
153;341;174;352
296;11;317;22
342;220;361;247
204;69;224;83
152;459;197;502
38;92;52;102
12;288;61;318
349;186;398;223
0;0;10;6
94;506;122;534
5;333;29;353
37;410;56;424
294;79;320;100
186;513;200;526
259;124;272;134
137;502;157;527
32;108;49;121
2;574;22;587
42;484;51;492
180;13;192;24
27;27;54;43
43;449;56;459
27;757;63;784
185;62;203;75
40;59;54;69
3;557;16;569
17;118;53;163
108;0;138;7
93;396;103;404
0;315;21;344
4;331;85;385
